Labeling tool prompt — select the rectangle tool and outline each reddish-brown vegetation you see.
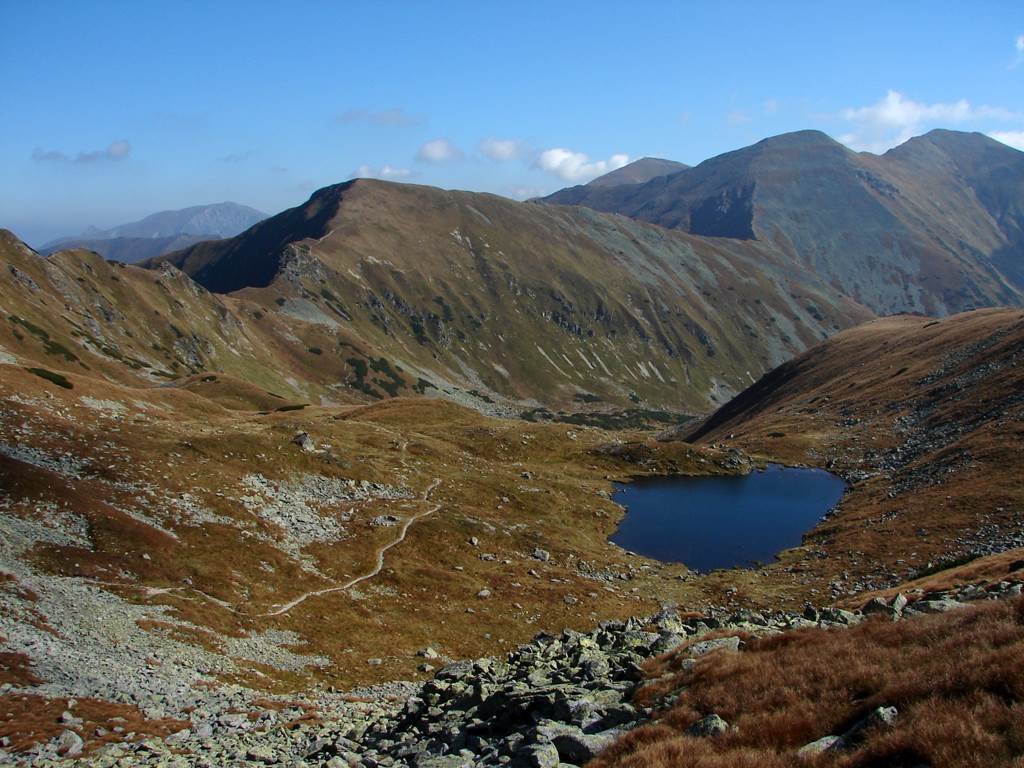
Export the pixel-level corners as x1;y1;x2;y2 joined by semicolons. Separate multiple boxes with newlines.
0;693;189;755
592;597;1024;768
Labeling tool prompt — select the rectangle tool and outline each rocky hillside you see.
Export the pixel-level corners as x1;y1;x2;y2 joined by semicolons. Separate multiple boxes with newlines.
542;130;1024;316
145;179;870;414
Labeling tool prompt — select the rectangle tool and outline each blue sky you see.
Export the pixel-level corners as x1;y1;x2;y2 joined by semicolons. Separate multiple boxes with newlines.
2;0;1023;245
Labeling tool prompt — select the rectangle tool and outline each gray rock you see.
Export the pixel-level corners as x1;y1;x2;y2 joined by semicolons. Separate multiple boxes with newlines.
843;705;898;744
687;636;742;657
54;730;84;758
862;597;890;615
532;548;550;562
216;712;250;730
292;432;316;452
910;598;967;614
797;735;843;757
247;745;281;763
686;713;729;737
514;742;560;768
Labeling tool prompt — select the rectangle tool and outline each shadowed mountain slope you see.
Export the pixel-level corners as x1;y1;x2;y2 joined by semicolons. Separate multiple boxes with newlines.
541;130;1024;316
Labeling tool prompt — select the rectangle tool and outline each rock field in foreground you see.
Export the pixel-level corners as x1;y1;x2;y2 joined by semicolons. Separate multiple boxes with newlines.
8;577;1022;767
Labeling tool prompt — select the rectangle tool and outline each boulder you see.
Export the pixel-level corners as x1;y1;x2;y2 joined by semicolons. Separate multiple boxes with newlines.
686;713;729;737
909;598;967;614
797;735;843;757
843;706;898;744
687;636;742;657
54;730;84;758
513;742;560;768
862;597;890;615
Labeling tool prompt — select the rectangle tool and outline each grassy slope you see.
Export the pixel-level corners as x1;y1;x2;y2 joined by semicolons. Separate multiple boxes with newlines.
0;355;752;700
685;308;1024;602
594;596;1024;768
155;179;873;412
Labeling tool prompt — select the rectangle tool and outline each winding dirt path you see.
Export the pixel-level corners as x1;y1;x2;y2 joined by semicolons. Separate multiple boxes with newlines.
262;477;442;617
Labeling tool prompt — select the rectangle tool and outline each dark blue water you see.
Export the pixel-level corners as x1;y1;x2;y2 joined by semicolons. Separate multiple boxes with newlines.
611;464;845;572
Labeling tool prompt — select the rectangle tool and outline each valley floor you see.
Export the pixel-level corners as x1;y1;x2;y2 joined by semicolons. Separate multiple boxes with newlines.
1;309;1023;766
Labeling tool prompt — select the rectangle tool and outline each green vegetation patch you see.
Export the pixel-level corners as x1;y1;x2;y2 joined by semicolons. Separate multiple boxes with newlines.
522;407;693;430
8;315;79;363
413;378;437;394
25;367;73;389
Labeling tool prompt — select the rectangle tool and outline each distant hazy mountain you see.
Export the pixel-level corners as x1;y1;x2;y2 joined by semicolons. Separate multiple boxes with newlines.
39;234;213;263
540;130;1024;315
40;202;268;262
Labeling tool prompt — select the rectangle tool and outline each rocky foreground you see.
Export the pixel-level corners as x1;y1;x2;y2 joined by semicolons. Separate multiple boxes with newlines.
8;576;1022;768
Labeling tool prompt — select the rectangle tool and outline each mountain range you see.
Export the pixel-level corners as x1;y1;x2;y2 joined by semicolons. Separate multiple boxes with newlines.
542;129;1024;316
2;127;1024;764
1;129;1018;420
39;202;267;263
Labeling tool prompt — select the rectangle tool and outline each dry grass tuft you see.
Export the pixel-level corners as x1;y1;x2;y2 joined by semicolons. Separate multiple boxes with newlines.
592;597;1024;768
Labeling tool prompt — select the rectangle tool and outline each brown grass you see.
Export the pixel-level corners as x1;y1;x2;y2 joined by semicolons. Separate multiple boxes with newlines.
592;597;1024;768
0;693;189;755
840;548;1024;611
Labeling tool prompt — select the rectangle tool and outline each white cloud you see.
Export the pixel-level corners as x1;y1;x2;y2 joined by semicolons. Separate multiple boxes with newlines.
726;110;751;125
763;99;779;116
353;164;414;180
32;139;132;164
416;138;463;163
479;138;525;161
1017;34;1024;52
534;148;629;183
508;185;550;200
335;108;424;126
989;130;1024;151
1014;34;1024;67
838;90;1023;152
106;140;131;159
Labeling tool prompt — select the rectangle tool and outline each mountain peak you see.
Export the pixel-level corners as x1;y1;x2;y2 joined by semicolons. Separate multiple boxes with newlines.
585;157;689;188
753;129;846;151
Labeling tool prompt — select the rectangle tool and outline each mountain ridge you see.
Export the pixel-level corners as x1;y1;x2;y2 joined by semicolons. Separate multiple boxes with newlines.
143;177;871;412
540;129;1024;316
